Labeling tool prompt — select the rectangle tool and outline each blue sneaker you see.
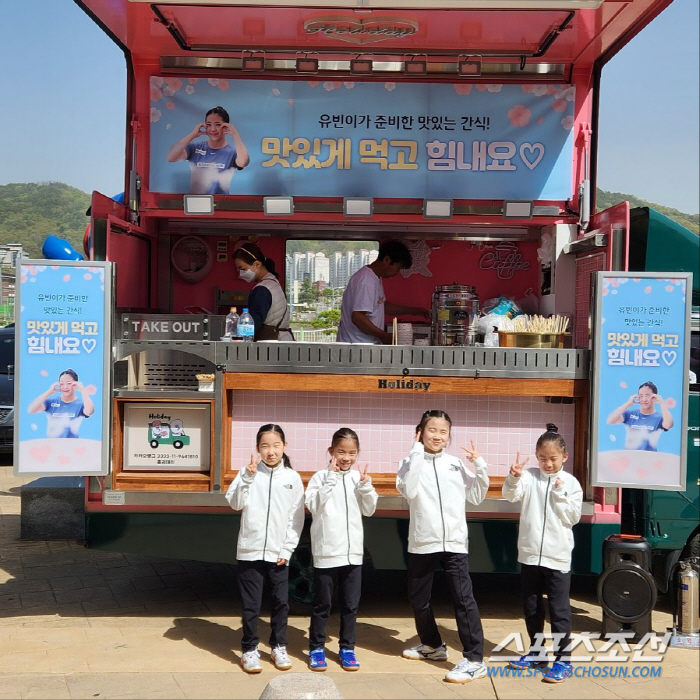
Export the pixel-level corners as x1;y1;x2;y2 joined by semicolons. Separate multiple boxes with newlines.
508;654;550;669
308;647;328;672
339;648;360;671
542;661;573;683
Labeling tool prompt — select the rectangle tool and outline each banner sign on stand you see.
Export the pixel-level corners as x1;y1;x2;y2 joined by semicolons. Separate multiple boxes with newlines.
591;272;691;490
149;78;575;200
14;261;113;476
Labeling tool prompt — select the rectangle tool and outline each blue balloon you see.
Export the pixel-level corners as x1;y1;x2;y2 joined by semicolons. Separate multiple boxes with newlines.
42;235;84;261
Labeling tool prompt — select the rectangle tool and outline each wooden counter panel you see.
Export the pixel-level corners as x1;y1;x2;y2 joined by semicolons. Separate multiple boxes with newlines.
113;472;212;492
224;373;586;398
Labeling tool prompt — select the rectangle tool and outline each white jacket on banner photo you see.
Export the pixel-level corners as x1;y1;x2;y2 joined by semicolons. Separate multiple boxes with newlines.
501;467;583;573
305;467;378;568
225;461;305;564
396;442;489;554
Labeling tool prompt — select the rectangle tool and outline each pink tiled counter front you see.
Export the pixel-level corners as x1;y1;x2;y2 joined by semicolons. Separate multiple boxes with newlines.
229;390;575;477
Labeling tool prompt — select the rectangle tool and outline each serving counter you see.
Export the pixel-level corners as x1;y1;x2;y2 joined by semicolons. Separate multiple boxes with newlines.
108;339;590;506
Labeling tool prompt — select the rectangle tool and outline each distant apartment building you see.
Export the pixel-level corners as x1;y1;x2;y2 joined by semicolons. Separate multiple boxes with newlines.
288;246;378;291
314;252;329;284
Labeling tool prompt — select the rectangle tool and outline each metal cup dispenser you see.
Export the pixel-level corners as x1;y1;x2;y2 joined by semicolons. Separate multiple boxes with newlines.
431;284;480;346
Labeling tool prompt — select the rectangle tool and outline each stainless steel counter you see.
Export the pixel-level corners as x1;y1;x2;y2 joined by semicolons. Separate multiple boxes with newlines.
116;340;588;380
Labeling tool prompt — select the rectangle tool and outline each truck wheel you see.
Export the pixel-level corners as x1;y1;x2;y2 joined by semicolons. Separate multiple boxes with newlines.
288;544;314;615
150;440;159;449
682;531;700;562
173;440;184;449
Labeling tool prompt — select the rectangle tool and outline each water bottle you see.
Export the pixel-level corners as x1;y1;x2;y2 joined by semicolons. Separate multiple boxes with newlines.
224;307;239;339
237;308;255;342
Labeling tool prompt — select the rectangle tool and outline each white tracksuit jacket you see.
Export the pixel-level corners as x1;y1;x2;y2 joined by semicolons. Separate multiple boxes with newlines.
225;461;305;564
396;442;489;554
501;467;583;573
305;467;378;568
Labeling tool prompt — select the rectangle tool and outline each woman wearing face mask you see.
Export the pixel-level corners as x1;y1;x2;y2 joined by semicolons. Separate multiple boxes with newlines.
233;242;294;341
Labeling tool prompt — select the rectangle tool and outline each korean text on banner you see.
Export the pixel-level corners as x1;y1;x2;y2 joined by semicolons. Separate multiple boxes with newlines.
150;78;575;201
15;262;112;476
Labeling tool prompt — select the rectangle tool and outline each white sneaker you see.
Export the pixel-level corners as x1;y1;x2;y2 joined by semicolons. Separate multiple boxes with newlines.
402;642;448;661
240;648;263;674
271;645;293;670
444;659;488;684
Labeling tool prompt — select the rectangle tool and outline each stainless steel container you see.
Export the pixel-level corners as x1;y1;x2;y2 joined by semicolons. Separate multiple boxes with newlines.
431;284;479;346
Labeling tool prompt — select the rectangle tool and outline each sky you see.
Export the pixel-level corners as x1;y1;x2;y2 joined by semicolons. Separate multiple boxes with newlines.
0;0;698;214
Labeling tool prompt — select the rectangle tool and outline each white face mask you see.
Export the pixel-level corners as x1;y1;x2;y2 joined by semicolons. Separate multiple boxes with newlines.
238;268;256;283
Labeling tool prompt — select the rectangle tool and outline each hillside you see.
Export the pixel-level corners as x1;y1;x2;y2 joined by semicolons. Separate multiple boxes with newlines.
0;182;90;258
596;190;699;234
0;182;697;261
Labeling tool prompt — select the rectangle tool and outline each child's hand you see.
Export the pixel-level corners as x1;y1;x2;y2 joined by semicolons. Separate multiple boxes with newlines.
415;429;422;444
510;451;529;477
276;558;287;566
554;477;564;489
329;456;340;472
245;453;258;475
358;463;370;484
461;439;480;462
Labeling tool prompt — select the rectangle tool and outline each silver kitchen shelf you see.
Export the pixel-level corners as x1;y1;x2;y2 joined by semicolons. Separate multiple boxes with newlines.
216;342;588;379
115;340;588;379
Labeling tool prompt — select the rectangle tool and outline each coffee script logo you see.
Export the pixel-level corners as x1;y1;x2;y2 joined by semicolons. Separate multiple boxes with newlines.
478;243;530;280
378;378;431;392
304;16;419;44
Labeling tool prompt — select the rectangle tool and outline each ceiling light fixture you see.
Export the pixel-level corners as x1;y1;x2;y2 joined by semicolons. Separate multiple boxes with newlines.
263;196;294;216
183;195;214;215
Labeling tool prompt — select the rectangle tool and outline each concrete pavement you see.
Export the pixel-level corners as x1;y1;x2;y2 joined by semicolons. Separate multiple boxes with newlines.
1;464;698;699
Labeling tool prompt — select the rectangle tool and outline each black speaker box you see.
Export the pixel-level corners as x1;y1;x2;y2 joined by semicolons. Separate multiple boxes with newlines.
597;535;657;640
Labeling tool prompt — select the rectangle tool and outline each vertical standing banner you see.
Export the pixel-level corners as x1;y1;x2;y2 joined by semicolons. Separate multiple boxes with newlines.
14;261;112;476
591;272;691;490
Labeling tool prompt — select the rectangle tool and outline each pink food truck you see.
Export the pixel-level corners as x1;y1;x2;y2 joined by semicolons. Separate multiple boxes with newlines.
15;0;696;606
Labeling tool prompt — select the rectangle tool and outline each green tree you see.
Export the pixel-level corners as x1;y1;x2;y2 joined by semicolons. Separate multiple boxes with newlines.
312;309;341;329
298;278;315;304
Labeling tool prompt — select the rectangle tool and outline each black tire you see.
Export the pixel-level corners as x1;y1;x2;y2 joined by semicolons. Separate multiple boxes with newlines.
150;440;159;449
288;543;315;615
684;532;700;559
173;440;184;449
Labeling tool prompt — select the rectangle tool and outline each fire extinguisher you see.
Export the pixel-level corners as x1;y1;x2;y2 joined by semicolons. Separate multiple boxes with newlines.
677;559;700;636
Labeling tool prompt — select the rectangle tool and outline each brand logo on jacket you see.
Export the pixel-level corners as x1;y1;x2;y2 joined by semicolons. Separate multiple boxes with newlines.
304;17;419;44
377;378;431;392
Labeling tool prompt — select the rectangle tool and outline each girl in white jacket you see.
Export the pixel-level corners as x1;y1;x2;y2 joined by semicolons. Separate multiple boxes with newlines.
501;423;583;684
305;428;378;672
225;424;305;675
396;410;490;685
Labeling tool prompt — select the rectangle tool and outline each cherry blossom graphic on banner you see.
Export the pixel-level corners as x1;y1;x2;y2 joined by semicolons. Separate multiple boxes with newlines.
149;78;575;200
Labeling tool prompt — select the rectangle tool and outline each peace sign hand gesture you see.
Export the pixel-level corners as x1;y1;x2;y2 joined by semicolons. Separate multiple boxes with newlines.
510;452;529;478
245;453;258;475
461;440;480;463
329;456;340;473
358;463;370;484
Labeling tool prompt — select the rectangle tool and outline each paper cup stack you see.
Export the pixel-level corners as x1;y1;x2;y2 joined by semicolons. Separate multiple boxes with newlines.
396;323;414;345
